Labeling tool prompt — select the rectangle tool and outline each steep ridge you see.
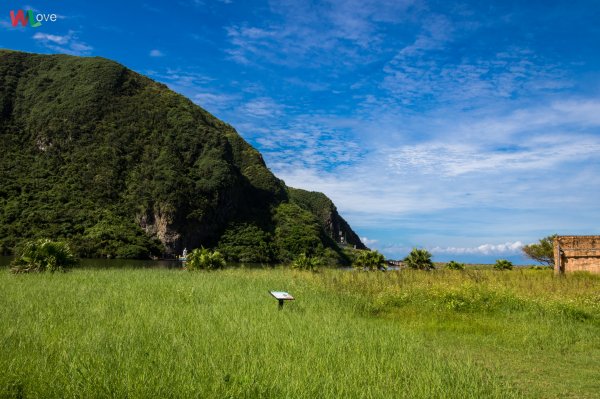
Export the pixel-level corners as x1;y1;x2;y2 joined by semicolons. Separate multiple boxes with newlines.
0;50;364;263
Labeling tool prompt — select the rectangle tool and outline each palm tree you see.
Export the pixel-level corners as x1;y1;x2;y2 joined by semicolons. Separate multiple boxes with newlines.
445;260;465;270
353;250;386;271
11;239;78;273
493;259;513;270
404;248;434;270
292;253;320;272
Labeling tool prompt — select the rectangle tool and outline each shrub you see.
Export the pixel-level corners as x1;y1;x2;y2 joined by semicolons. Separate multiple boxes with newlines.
292;253;321;272
353;250;386;271
321;247;345;267
11;238;78;273
530;265;553;271
494;259;514;271
404;248;435;270
186;248;226;270
445;260;465;270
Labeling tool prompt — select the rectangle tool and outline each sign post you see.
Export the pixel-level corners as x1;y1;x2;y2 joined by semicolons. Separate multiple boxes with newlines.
269;291;294;310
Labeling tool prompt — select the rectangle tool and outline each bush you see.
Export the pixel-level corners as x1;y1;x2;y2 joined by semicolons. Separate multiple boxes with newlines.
530;265;553;271
404;248;435;270
11;238;78;273
445;260;465;270
494;259;513;271
353;250;386;271
292;253;321;272
186;248;226;270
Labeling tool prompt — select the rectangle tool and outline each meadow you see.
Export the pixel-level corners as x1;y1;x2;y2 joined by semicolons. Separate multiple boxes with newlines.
0;267;598;398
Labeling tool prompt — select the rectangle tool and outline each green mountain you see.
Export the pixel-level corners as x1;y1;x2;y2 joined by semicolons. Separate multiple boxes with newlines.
0;50;365;262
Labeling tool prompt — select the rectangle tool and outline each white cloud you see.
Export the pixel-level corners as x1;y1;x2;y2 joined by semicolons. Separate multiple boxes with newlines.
429;241;524;255
148;68;214;90
149;49;164;57
383;47;570;106
239;97;284;118
386;136;600;177
33;32;69;45
263;97;600;239
225;0;415;67
193;92;239;112
247;117;364;172
32;30;92;55
361;237;378;246
396;14;453;57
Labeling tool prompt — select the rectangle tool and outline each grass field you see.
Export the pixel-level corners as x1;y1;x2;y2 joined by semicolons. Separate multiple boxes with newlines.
0;267;598;398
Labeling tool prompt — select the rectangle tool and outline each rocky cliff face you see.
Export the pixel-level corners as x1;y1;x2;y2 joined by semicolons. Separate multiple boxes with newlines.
0;50;364;262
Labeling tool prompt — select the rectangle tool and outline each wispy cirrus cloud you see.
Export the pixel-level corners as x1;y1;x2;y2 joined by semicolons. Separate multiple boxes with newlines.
33;32;70;45
225;0;416;67
149;68;214;88
149;49;164;57
193;92;240;112
382;47;571;107
395;13;453;57
32;30;92;55
239;97;285;118
246;116;364;172
146;68;243;119
271;97;600;245
148;68;363;174
387;135;600;177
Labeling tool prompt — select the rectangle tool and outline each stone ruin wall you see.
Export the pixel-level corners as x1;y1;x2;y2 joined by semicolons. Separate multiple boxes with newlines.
554;236;600;274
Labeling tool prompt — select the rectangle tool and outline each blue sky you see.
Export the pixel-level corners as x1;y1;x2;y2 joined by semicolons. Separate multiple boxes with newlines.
3;0;600;263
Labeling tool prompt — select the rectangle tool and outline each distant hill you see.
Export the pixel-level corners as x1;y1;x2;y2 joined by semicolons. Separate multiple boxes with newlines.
0;49;365;262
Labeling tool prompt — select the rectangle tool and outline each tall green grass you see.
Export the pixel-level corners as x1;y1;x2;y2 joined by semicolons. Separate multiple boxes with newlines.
313;269;600;398
1;268;598;398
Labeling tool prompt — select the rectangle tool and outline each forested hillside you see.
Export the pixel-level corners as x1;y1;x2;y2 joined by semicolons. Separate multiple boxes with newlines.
0;50;364;262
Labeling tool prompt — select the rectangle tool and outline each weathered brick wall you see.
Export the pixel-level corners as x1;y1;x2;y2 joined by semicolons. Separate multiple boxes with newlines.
554;236;600;274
